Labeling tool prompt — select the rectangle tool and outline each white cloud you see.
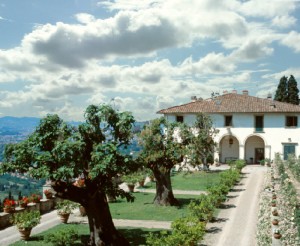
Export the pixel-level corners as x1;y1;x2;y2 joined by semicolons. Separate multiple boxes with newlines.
272;15;297;28
281;31;300;52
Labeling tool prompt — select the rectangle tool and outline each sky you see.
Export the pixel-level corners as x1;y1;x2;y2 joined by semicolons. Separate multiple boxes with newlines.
0;0;300;121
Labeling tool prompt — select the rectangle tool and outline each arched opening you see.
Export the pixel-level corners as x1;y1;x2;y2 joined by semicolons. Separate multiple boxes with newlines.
219;135;239;163
245;135;265;164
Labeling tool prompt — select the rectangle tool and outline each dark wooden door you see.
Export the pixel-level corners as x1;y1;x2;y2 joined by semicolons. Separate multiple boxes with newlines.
255;148;264;164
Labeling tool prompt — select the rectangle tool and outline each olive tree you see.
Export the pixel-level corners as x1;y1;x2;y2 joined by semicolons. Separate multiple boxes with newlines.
1;104;136;246
138;117;190;206
188;113;219;170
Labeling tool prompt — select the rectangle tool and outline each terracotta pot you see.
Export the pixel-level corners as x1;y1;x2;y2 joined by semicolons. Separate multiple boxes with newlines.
59;213;70;223
79;206;86;216
274;233;282;239
19;228;32;241
272;195;277;199
138;180;145;187
3;207;15;213
19;203;27;209
272;219;279;225
272;211;279;216
45;193;53;199
127;184;135;192
271;203;276;207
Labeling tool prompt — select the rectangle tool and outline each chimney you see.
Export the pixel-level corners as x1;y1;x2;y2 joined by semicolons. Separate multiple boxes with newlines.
242;90;249;95
232;90;237;94
267;93;272;100
223;90;228;94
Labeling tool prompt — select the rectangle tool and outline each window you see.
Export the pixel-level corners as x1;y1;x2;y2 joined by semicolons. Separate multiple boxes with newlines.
286;116;298;127
255;115;264;132
283;144;296;160
225;115;233;127
176;116;184;123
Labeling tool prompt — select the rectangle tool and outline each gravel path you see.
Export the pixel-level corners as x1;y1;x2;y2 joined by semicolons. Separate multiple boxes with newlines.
201;165;267;246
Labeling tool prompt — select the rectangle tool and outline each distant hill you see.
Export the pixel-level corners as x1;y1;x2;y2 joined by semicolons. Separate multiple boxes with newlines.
0;116;40;135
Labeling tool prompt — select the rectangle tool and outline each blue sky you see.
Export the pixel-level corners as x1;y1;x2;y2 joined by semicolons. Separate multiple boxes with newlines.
1;0;300;121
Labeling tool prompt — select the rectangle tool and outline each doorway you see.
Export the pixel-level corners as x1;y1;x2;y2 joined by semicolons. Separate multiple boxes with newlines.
255;148;264;164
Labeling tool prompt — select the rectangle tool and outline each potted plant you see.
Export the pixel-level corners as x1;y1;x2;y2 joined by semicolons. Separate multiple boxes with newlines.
273;228;282;239
44;189;53;199
3;199;16;213
272;209;279;216
18;197;29;208
271;200;276;207
272;218;279;225
56;200;78;223
272;194;277;199
29;194;42;203
122;173;142;192
11;210;41;241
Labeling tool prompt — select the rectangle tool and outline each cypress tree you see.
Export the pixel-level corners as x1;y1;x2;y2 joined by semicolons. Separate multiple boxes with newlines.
274;76;288;102
287;75;299;105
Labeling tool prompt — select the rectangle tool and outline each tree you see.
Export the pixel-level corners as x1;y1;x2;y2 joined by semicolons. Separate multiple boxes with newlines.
287;75;299;105
274;76;288;102
1;104;137;246
138;117;190;206
188;113;219;170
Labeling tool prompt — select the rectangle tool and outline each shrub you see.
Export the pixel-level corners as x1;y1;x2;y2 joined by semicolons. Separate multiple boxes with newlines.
11;210;41;230
188;194;215;222
146;217;205;246
44;227;79;246
56;200;78;214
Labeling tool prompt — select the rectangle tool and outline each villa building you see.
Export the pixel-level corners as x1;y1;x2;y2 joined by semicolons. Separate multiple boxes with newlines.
158;90;300;164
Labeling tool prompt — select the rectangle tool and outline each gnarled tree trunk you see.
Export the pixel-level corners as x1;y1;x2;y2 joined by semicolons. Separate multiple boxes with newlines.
85;191;129;246
52;181;129;246
153;168;179;206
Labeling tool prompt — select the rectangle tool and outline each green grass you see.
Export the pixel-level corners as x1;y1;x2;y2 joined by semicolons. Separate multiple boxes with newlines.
110;192;198;221
140;170;223;191
11;224;165;246
171;170;223;191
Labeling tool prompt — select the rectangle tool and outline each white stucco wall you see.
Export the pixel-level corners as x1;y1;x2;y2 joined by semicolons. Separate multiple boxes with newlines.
164;112;300;163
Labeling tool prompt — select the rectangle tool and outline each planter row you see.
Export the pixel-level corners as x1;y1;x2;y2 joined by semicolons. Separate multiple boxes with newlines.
0;197;62;230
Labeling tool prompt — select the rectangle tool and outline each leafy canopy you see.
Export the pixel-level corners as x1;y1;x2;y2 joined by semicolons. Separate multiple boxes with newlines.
1;104;136;197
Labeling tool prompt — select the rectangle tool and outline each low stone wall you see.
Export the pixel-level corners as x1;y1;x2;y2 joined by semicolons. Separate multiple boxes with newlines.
0;197;60;230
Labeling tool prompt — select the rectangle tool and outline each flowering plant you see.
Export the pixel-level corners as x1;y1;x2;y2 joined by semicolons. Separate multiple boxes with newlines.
4;199;16;209
29;194;41;203
74;178;85;187
273;228;280;234
19;197;29;207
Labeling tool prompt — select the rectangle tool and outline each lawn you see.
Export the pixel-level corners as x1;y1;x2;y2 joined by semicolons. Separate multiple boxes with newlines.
171;170;223;190
109;192;198;221
141;170;223;191
11;224;165;246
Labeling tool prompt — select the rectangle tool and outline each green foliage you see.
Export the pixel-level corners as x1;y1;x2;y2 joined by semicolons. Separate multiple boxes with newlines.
44;227;79;246
122;171;145;185
274;75;299;104
274;76;288;102
188;113;219;168
1;104;137;201
287;75;299;105
11;210;41;229
146;217;205;246
188;194;215;222
56;200;78;214
138;117;190;170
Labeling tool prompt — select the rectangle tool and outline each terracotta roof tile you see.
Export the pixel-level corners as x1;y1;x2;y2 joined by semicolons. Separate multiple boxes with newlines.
157;93;300;114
